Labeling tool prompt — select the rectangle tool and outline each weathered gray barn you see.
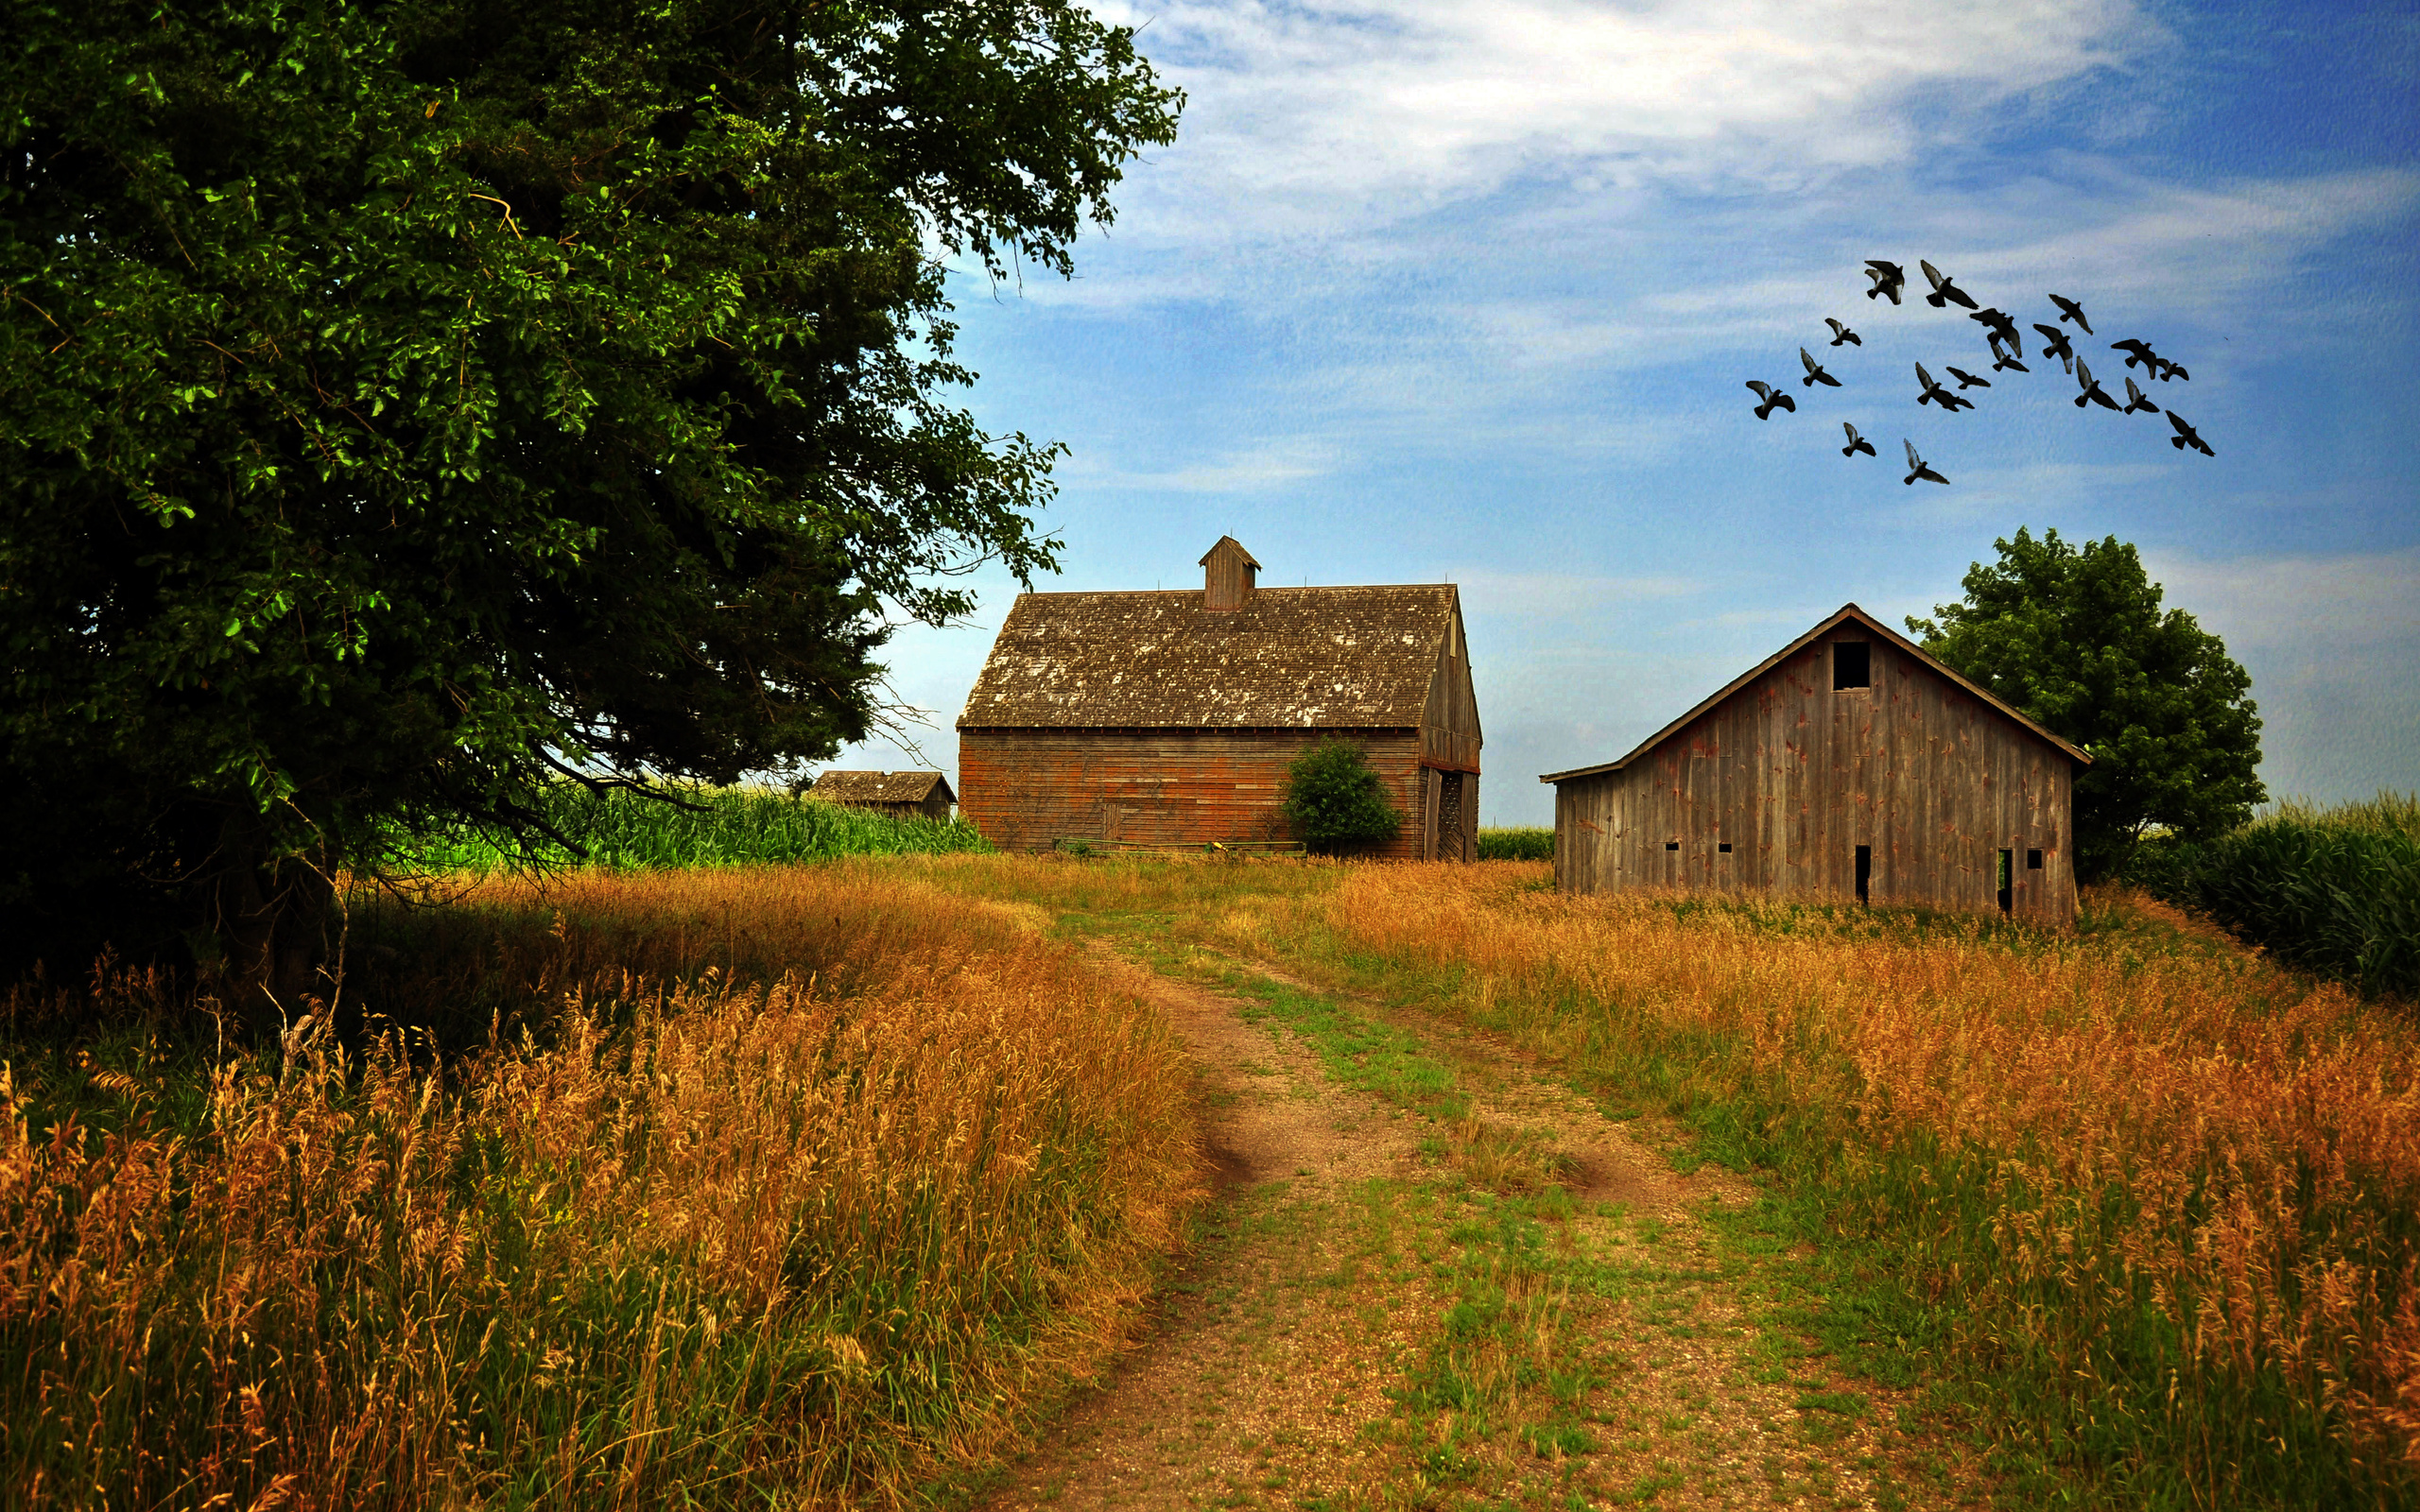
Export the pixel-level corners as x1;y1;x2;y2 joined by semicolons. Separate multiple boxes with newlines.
957;537;1481;859
806;770;957;822
1540;604;2089;923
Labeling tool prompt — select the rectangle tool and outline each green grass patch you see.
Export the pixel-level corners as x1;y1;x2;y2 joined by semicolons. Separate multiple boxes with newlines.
397;782;991;872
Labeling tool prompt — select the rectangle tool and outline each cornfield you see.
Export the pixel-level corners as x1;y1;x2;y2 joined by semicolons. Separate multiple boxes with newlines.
2132;792;2420;1001
1;864;1200;1509
396;782;991;873
1474;827;1554;862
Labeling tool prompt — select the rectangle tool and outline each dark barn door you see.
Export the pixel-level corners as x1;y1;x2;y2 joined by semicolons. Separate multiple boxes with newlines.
1425;770;1474;862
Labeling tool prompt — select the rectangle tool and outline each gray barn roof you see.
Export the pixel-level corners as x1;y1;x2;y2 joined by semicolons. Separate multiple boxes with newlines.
958;585;1461;730
810;770;955;804
1539;603;2090;784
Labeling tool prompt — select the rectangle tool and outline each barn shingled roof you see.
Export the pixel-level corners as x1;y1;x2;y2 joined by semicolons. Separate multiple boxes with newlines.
809;770;955;805
957;586;1460;730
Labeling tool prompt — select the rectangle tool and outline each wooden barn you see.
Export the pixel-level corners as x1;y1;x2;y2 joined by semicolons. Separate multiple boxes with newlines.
957;537;1481;859
1540;604;2090;924
805;770;957;822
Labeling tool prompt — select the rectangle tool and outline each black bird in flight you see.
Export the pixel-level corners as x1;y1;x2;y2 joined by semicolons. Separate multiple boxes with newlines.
2032;322;2077;374
1826;318;1862;347
2048;294;2093;335
2074;360;2121;411
1945;365;1992;390
1915;363;1974;411
2122;377;2161;416
1746;380;1797;420
2110;337;2161;372
1801;348;1843;388
1970;308;2023;356
1865;261;1907;304
1920;260;1979;310
2168;411;2215;455
1841;422;1876;457
2155;356;2190;383
1990;346;2031;375
1903;439;1949;486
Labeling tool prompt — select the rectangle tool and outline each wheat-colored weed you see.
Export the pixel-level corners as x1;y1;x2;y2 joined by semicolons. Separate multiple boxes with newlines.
1;863;1201;1509
1293;866;2420;1498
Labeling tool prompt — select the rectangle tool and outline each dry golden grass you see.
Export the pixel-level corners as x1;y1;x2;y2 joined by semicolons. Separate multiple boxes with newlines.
1;864;1202;1509
1259;864;2420;1502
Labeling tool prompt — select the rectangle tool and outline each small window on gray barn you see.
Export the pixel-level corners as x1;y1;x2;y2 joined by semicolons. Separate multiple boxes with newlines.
2027;849;2043;870
1718;842;1733;853
1665;840;1679;851
1833;642;1871;690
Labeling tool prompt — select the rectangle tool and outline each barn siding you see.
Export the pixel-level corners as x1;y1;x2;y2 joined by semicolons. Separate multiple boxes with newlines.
1419;617;1483;774
1551;629;2078;923
960;728;1426;858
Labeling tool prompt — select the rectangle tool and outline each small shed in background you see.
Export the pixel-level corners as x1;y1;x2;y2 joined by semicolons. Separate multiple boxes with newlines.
1540;604;2088;924
956;537;1481;859
806;770;957;822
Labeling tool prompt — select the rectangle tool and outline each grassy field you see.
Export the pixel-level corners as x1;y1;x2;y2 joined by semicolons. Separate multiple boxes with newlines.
2132;791;2419;1002
398;782;991;872
927;854;2420;1508
1;865;1198;1509
9;842;2413;1507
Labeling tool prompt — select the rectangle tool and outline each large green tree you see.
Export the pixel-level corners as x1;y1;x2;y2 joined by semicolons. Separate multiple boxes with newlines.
1908;528;2265;881
0;0;1178;997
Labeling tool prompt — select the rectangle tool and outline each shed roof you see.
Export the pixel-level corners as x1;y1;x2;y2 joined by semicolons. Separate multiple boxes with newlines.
810;770;955;805
1538;603;2090;784
958;585;1461;730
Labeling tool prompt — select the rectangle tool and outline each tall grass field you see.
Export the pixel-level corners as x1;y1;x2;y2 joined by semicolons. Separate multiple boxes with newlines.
2133;791;2419;1001
1;865;1199;1509
938;855;2420;1507
399;782;991;872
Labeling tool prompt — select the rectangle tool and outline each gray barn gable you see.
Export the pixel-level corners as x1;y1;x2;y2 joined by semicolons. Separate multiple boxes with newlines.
1540;604;2090;923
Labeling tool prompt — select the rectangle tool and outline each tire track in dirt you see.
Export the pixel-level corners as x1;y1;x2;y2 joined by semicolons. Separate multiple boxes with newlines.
1219;951;1991;1512
991;941;1987;1510
986;943;1432;1509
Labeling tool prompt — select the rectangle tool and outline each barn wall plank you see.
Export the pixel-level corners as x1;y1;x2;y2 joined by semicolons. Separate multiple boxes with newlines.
960;728;1426;858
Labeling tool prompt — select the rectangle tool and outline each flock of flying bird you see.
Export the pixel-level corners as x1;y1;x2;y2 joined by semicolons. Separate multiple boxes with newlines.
1744;259;2215;486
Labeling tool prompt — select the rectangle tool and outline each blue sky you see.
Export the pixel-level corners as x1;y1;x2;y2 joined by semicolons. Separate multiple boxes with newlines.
834;0;2418;826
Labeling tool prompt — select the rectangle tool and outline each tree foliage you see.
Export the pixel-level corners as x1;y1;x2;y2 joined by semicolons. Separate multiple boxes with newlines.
1280;739;1404;854
1908;528;2264;881
0;0;1178;989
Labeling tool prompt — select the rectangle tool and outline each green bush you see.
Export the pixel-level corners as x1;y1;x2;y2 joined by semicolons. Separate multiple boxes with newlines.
1476;828;1554;861
2129;793;2419;1001
1280;739;1404;854
397;783;991;872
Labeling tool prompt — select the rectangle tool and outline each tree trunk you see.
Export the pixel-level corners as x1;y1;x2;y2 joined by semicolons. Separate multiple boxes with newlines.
209;811;336;1030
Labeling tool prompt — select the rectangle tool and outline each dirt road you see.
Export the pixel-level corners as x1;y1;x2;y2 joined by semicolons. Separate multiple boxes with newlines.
984;943;1982;1511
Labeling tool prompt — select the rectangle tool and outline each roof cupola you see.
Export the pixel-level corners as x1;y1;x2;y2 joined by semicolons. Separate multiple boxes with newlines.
1200;536;1260;611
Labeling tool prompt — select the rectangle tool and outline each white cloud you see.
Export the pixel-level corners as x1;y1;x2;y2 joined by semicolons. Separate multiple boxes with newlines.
1058;435;1347;491
1102;0;2154;240
2144;545;2420;653
2141;546;2420;800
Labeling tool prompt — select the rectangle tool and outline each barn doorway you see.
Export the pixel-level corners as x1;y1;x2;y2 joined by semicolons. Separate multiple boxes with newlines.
1997;850;2014;915
1426;770;1473;862
1854;844;1871;904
